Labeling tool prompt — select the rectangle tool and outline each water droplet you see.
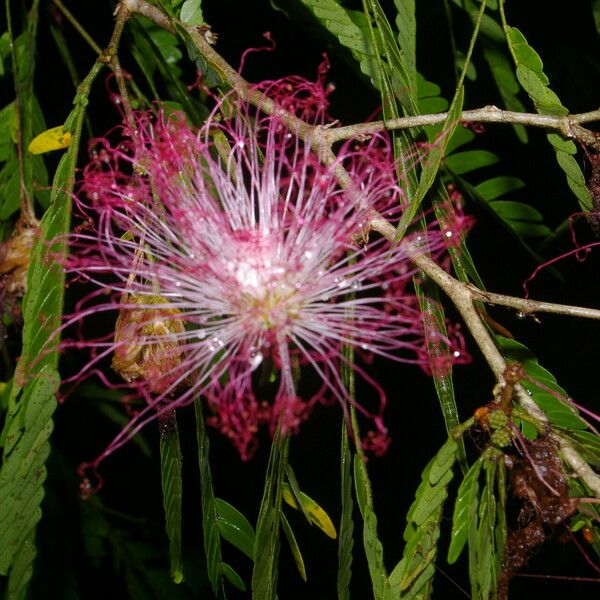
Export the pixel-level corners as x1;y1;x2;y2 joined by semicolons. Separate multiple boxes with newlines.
516;311;526;319
249;348;263;370
209;336;224;351
304;250;313;260
196;330;207;340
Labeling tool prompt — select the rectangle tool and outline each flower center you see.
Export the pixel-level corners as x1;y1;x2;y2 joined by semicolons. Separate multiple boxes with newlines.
226;232;300;329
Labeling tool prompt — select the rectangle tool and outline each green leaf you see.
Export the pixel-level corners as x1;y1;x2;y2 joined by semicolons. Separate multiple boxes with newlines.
506;27;546;78
214;497;255;560
447;459;482;564
475;176;525;201
455;50;477;81
490;200;550;237
337;423;354;600
0;368;57;568
280;511;307;582
496;337;587;430
394;0;416;89
415;279;467;470
410;438;457;525
457;0;528;143
504;26;592;211
151;29;184;68
393;0;492;241
194;401;225;596
221;562;246;592
495;458;507;574
395;86;464;240
129;17;205;123
0;58;103;599
159;411;184;583
429;437;458;485
459;175;552;264
363;0;418;114
180;0;204;26
353;453;387;600
0;151;19;219
252;434;289;600
300;0;380;87
281;482;336;539
445;149;499;175
0;101;16;161
564;430;600;468
394;0;487;241
388;438;457;598
481;41;528;142
475;461;498;598
0;31;9;76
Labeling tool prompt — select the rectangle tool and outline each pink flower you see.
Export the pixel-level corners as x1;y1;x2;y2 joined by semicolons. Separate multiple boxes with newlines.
62;76;468;472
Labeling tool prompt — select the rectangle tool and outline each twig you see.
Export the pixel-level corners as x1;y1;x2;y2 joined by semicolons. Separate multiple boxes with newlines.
99;3;136;128
119;0;600;496
468;287;600;320
52;0;103;56
323;106;600;144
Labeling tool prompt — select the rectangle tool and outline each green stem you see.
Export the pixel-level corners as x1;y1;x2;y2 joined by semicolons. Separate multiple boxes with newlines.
52;0;103;56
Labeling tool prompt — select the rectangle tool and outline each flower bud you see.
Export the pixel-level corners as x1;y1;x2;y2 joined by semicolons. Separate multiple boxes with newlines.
488;409;508;430
112;294;186;394
0;222;39;298
491;428;512;448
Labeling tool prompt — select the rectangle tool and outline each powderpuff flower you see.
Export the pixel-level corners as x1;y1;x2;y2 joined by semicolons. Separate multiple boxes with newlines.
61;76;468;470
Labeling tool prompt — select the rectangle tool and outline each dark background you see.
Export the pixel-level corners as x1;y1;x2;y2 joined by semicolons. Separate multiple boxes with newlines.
1;1;599;598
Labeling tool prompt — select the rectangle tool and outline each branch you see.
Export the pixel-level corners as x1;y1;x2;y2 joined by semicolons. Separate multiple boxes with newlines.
324;106;600;145
120;0;600;496
468;287;600;320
